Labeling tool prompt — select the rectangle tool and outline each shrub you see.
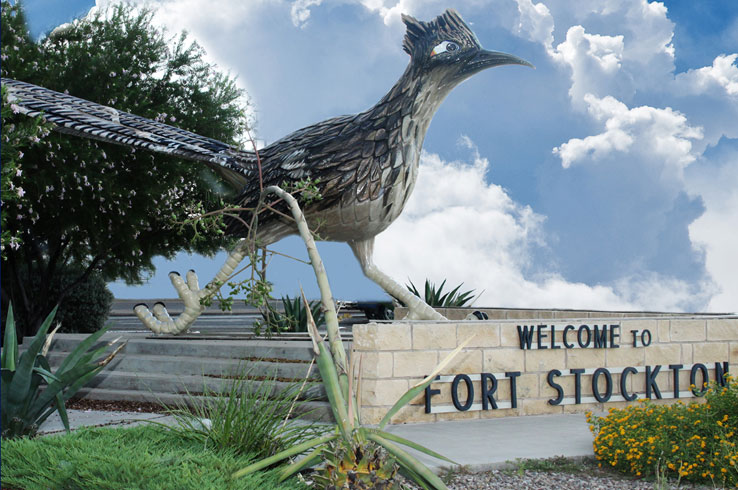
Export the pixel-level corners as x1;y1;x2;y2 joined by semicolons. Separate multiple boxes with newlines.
406;279;477;307
256;295;325;335
160;363;326;459
54;270;114;333
588;377;737;487
1;267;113;334
1;305;124;438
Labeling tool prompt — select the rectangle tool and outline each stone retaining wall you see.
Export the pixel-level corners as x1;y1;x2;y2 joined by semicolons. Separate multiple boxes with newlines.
354;315;737;425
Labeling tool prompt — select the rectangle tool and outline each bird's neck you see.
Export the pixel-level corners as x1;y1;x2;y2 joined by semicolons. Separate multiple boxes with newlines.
375;64;454;144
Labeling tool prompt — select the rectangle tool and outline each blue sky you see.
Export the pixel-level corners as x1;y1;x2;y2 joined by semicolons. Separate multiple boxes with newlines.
22;0;738;312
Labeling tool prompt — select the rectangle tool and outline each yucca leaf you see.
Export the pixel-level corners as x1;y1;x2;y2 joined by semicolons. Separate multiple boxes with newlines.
54;392;71;434
311;324;352;439
406;279;477;307
398;465;432;490
1;368;13;410
442;284;462;307
233;433;338;478
62;365;106;402
379;335;475;429
366;432;448;490
277;446;324;481
41;322;62;357
360;428;456;464
56;324;111;374
6;306;58;412
28;362;103;417
1;305;18;370
33;356;60;384
355;352;363;426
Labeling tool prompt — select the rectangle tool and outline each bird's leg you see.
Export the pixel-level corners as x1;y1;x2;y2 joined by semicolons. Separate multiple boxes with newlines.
349;239;446;321
134;239;250;334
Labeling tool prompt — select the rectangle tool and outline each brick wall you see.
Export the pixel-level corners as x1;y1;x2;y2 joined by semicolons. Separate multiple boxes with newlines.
353;315;738;425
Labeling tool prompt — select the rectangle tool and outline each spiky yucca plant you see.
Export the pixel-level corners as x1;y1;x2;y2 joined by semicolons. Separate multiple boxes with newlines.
314;439;399;489
233;186;469;489
1;305;124;438
259;295;326;334
406;279;477;308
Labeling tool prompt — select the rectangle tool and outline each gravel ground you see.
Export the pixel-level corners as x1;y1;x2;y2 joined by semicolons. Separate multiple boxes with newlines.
439;469;716;489
67;397;168;413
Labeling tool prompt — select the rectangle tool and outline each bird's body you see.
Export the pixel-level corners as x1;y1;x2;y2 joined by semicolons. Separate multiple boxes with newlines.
4;9;531;332
242;65;435;245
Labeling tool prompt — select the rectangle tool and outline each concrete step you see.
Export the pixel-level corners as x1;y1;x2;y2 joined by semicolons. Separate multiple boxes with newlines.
46;352;319;380
44;335;321;362
71;387;334;422
24;331;342;422
80;370;326;400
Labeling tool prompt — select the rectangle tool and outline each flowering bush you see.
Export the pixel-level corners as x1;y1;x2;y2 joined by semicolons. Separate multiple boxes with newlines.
588;377;737;487
1;1;249;336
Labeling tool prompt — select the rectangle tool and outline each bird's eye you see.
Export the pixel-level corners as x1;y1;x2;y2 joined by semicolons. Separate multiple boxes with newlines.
431;41;460;57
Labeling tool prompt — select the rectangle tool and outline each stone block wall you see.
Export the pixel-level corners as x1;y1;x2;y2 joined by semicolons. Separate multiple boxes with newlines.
353;315;738;425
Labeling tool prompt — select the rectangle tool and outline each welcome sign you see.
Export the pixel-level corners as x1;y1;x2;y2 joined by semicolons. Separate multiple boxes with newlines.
424;323;730;414
353;313;738;425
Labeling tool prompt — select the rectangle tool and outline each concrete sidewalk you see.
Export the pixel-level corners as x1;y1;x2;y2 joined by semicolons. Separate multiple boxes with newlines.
39;410;594;471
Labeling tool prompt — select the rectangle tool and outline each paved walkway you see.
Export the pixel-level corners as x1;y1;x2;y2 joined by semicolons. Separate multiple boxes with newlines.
39;410;595;471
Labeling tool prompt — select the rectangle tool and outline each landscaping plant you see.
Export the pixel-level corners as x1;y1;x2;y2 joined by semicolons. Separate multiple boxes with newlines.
1;305;124;438
588;376;737;487
233;186;467;489
1;424;309;490
160;363;326;459
1;1;249;337
4;266;114;334
406;279;477;308
257;295;326;335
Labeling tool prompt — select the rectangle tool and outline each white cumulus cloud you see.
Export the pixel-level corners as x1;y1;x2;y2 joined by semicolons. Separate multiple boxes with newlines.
674;54;738;97
374;142;702;311
514;0;554;49
553;94;703;170
686;147;738;313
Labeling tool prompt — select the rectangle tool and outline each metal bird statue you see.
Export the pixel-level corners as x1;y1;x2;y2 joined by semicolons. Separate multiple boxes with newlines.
3;9;532;333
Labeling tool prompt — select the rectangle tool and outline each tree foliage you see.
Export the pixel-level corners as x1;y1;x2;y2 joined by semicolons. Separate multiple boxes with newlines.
0;1;250;335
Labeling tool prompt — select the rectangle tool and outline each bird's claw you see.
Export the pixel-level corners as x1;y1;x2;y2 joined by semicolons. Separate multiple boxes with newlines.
134;269;210;334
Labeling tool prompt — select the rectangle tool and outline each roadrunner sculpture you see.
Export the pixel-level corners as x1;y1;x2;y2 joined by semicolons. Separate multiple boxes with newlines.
3;9;532;333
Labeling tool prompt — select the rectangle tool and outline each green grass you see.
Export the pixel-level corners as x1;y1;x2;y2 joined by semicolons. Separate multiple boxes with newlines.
0;424;310;490
508;455;596;474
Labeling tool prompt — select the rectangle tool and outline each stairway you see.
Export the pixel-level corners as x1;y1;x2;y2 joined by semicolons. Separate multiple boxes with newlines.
38;333;335;421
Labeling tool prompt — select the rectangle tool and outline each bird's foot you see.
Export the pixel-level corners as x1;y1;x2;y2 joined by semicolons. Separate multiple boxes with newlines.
134;269;211;334
405;300;447;321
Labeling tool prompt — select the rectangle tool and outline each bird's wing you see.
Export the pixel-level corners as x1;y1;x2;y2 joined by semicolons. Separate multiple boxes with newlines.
2;77;255;191
240;111;383;209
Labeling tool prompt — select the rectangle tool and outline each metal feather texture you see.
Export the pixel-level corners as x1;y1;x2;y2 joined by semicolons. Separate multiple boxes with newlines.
2;78;255;190
401;8;481;58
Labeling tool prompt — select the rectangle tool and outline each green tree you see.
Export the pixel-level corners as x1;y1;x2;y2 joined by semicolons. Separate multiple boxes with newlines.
0;2;249;336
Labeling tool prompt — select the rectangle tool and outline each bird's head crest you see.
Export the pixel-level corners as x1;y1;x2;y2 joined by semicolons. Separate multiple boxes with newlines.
401;9;481;60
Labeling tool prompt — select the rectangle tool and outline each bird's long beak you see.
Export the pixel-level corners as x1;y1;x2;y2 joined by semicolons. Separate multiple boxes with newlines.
459;49;534;78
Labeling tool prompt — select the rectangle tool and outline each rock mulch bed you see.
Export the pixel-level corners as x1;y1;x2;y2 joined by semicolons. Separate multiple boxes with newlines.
440;469;714;489
67;398;167;413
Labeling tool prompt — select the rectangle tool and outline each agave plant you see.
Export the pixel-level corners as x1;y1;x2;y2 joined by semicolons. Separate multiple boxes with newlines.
1;305;125;438
406;279;477;308
259;295;326;334
233;186;468;489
